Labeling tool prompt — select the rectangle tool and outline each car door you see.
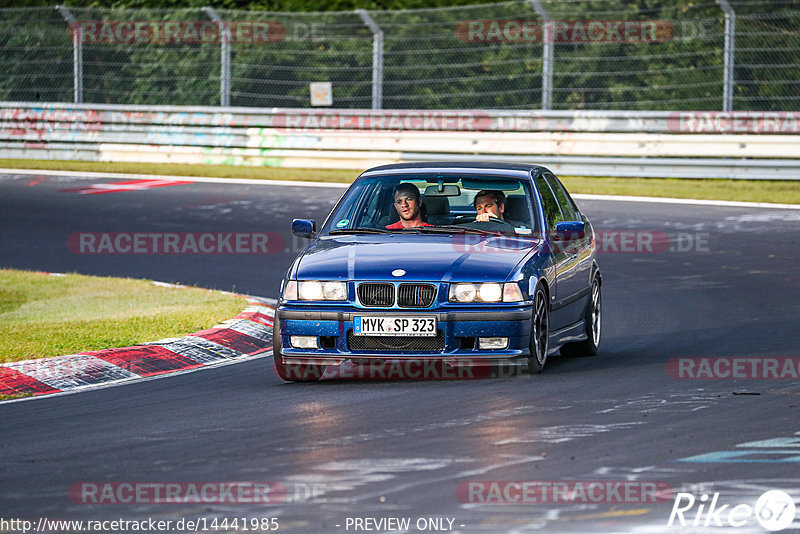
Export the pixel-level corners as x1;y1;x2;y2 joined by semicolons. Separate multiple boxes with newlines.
542;172;593;326
534;173;572;330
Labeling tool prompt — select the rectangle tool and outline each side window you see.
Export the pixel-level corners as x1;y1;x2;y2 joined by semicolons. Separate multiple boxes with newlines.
535;175;563;232
352;180;386;228
326;179;385;230
544;173;579;221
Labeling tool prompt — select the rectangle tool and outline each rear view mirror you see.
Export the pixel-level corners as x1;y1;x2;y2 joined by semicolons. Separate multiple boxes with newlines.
423;184;461;197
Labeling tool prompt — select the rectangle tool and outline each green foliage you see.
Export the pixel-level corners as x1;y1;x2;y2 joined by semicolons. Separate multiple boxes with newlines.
0;0;508;9
0;1;797;110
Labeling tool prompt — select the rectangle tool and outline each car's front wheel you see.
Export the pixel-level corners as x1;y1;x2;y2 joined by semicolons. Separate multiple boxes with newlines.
528;285;550;374
272;316;326;382
560;275;601;357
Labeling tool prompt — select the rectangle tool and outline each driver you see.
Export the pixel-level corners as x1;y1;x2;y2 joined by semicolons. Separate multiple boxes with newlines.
474;190;506;222
386;183;434;229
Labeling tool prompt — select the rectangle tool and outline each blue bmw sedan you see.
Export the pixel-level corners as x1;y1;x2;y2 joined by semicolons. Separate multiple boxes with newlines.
274;162;601;381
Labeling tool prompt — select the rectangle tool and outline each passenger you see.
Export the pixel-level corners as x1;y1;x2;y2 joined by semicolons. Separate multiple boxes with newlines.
474;190;506;222
386;183;433;229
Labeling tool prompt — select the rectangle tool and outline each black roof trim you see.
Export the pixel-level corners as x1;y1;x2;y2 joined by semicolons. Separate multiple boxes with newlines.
361;161;550;174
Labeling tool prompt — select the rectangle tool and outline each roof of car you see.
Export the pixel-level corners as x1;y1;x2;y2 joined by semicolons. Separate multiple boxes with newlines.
360;161;549;176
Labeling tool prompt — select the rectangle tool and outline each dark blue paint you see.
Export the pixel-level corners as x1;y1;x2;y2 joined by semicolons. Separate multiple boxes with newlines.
274;162;600;374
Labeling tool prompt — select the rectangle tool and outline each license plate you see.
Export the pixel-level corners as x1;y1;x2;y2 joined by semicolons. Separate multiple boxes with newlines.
354;316;437;336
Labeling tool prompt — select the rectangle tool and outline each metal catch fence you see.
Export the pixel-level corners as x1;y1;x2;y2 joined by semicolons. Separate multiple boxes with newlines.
0;1;798;111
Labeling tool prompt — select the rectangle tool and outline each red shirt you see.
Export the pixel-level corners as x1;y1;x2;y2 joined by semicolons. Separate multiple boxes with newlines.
385;221;433;229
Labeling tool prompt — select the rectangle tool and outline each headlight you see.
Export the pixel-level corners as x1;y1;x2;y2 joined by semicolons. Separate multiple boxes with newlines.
478;282;502;302
291;281;347;301
451;283;477;303
449;282;522;303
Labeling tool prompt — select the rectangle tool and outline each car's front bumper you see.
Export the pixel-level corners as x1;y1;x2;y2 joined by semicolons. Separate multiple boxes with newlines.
275;304;534;365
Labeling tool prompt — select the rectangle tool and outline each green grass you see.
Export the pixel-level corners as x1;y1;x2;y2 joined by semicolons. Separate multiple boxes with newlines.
0;393;33;401
0;269;246;363
559;176;800;204
1;158;798;204
0;159;356;183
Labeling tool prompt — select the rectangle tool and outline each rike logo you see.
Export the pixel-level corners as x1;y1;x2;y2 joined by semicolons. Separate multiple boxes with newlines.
668;490;796;531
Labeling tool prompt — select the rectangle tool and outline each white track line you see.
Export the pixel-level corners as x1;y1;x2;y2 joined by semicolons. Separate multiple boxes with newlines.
2;167;799;209
571;193;800;210
0;167;350;188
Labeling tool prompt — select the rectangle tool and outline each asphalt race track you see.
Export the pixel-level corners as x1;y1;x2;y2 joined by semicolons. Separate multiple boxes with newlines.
2;171;800;533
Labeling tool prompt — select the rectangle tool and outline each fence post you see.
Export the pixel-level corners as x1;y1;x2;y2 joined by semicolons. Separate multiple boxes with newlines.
356;9;383;110
716;0;735;111
56;5;82;104
527;1;552;110
203;6;231;107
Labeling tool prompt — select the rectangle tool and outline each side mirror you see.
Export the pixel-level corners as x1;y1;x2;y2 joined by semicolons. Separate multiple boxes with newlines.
292;219;316;238
552;221;585;241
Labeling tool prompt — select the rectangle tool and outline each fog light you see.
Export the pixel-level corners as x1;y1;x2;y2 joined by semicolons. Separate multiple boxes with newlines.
291;336;318;349
478;337;508;350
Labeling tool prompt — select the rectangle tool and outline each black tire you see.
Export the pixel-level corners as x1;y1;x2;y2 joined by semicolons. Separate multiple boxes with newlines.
560;275;601;358
272;316;326;382
528;285;550;374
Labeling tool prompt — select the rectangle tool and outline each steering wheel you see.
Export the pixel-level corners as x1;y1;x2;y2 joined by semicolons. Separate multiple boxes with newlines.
454;215;513;226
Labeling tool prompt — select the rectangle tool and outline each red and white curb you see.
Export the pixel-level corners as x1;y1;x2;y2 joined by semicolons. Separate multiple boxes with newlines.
0;296;275;400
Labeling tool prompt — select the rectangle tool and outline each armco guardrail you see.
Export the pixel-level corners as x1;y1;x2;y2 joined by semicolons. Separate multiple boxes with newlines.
2;103;800;179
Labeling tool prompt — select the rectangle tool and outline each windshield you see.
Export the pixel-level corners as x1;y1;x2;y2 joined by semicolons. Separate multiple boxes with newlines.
321;173;539;236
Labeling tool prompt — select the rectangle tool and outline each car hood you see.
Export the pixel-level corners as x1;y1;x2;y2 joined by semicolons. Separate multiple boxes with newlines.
294;234;541;282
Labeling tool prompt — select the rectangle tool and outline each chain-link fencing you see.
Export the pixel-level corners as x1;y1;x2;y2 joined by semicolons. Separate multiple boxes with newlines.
0;1;797;110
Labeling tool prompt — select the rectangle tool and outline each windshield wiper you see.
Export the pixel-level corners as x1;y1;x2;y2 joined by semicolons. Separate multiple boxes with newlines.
329;227;391;235
415;225;503;236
